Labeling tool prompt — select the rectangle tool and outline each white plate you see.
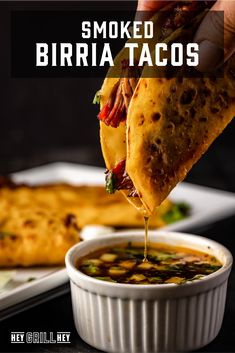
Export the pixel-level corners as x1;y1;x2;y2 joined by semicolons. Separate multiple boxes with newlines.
0;162;235;319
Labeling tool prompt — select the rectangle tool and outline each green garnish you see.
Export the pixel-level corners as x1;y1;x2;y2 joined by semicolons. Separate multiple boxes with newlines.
105;171;116;194
148;253;177;262
149;277;162;283
210;256;217;262
188;274;205;281
27;277;36;282
82;263;100;276
126;248;144;256
163;202;190;224
167;264;183;271
93;90;101;105
113;247;125;254
203;264;221;273
95;277;117;283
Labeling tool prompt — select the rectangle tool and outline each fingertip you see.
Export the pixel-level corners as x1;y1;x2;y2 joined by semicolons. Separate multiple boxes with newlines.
136;0;172;21
197;40;224;72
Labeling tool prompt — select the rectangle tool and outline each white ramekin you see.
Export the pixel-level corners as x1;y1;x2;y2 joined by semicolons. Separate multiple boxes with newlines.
65;231;233;353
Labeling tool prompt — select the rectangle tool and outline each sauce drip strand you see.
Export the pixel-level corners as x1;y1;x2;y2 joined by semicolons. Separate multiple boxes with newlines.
143;216;149;262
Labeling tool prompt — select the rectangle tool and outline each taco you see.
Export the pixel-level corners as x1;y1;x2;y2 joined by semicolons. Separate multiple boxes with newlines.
126;59;235;214
98;1;234;215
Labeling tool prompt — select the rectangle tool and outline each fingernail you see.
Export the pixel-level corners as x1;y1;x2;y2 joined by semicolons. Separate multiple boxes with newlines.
197;40;224;72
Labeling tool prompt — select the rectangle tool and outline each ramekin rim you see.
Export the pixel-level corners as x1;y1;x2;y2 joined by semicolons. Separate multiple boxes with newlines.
65;230;233;291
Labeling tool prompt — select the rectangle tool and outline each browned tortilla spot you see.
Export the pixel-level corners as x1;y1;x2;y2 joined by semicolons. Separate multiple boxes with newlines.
27;234;36;240
64;214;77;228
138;114;145;126
199;117;208;122
210;107;220;114
200;97;206;106
10;235;18;241
24;220;35;227
150;143;158;153
189;107;196;118
166;97;171;104
167;122;175;132
202;87;211;97
156;138;161;145
180;88;196;105
177;77;183;84
152;112;161;122
187;138;192;147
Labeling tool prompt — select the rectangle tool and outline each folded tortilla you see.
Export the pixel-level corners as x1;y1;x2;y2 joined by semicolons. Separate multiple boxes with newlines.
127;58;235;213
0;207;79;267
99;8;172;210
99;2;235;215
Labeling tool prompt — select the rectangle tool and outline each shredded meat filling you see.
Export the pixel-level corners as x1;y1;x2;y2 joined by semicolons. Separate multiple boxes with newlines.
105;160;138;197
98;61;141;128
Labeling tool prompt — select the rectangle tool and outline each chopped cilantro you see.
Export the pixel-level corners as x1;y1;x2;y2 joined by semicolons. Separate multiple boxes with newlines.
93;90;101;105
163;202;190;224
149;277;162;283
105;171;116;194
95;277;117;283
27;277;36;282
82;263;100;276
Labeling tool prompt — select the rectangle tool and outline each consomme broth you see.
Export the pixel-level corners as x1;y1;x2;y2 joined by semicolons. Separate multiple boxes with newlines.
77;242;222;285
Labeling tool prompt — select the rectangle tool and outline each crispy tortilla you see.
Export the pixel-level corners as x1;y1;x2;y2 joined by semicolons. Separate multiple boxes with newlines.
99;3;214;214
99;16;161;169
99;8;178;210
127;57;235;213
0;207;79;267
99;3;235;215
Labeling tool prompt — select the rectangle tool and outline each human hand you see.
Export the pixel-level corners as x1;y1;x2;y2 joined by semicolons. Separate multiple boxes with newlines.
194;0;235;71
136;0;235;71
136;0;170;21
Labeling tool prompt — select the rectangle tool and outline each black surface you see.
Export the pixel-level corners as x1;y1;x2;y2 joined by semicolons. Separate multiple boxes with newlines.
0;283;70;323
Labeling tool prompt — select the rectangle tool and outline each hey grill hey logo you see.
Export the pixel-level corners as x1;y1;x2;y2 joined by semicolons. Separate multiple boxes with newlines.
10;331;71;344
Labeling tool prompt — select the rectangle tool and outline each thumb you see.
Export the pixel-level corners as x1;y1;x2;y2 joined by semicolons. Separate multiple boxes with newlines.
136;1;171;21
194;0;235;72
137;0;170;11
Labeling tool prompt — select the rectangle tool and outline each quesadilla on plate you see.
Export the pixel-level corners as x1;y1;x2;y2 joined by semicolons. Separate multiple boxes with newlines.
0;178;185;266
